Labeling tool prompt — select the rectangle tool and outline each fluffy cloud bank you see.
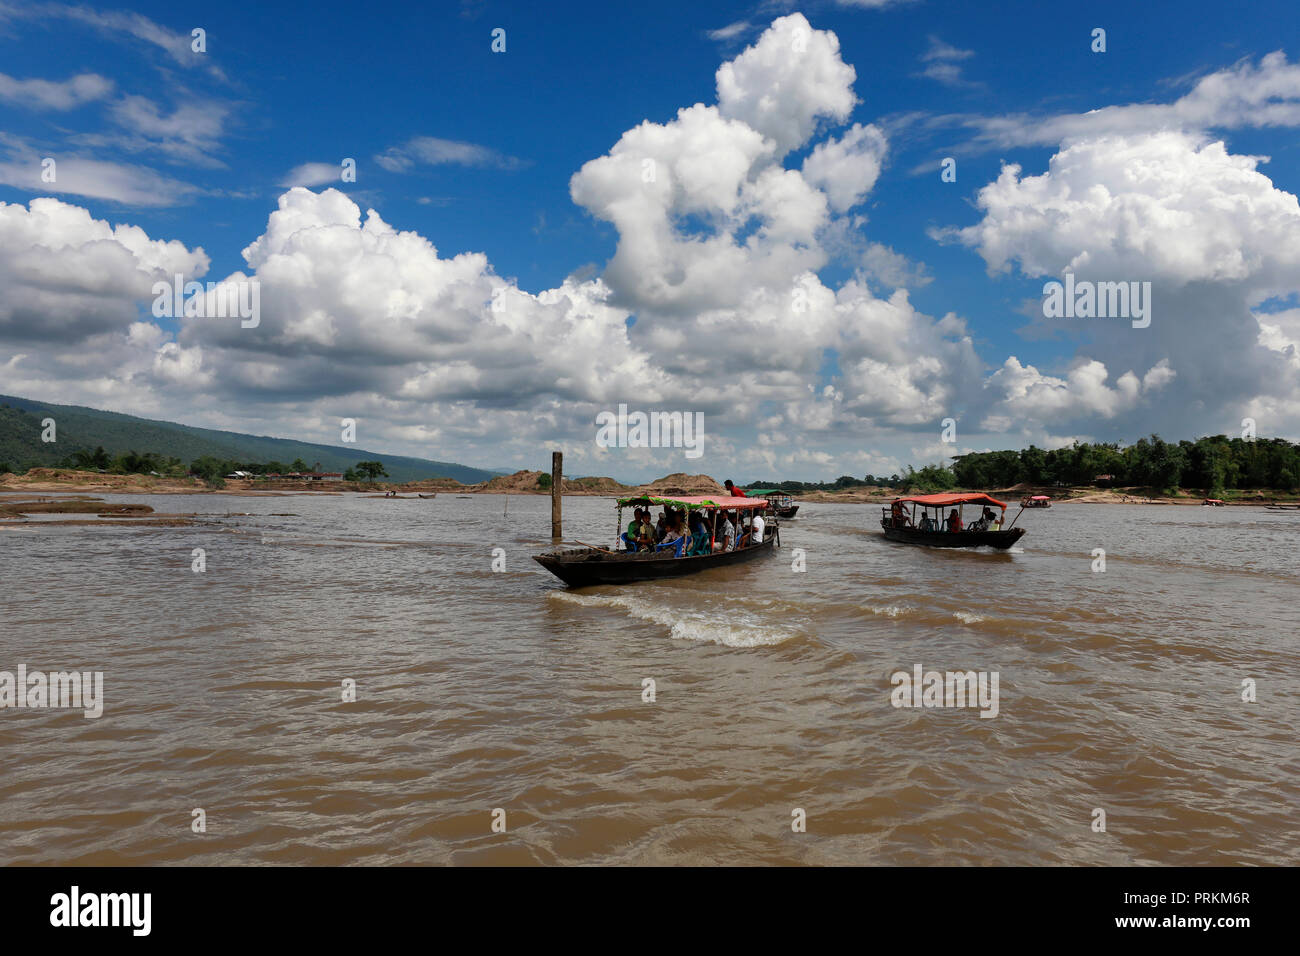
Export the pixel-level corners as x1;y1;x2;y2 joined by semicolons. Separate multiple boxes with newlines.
945;130;1300;437
3;14;1300;476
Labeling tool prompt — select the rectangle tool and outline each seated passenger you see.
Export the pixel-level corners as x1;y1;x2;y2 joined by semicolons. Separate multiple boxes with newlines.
635;511;655;550
625;508;645;551
945;509;963;532
918;514;935;532
734;512;750;549
687;510;709;554
717;511;736;552
659;514;687;556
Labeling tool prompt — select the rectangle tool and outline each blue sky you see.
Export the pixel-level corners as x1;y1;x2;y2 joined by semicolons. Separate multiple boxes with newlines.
2;0;1300;481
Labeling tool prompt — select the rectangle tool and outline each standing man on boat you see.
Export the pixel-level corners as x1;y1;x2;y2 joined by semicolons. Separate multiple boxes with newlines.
724;480;748;497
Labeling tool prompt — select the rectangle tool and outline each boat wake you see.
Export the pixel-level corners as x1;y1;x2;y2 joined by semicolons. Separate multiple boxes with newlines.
549;591;797;648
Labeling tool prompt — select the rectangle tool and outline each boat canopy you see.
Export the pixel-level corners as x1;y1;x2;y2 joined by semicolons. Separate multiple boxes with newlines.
1030;495;1051;501
892;493;1008;510
616;494;768;511
744;488;777;496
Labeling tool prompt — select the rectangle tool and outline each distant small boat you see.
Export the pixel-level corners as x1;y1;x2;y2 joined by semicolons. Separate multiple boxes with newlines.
418;493;437;499
1021;495;1052;508
881;493;1026;550
1202;498;1225;507
746;489;799;518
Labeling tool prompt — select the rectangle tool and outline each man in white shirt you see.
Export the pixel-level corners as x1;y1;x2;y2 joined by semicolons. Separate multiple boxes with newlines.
751;513;765;544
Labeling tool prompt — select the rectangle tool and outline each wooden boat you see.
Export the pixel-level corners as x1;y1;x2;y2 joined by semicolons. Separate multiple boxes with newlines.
418;493;437;499
1202;498;1225;506
1021;495;1052;508
746;489;799;518
880;493;1026;550
534;494;776;586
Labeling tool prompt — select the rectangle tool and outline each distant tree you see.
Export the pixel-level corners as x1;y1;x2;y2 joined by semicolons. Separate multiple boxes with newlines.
0;461;11;474
355;460;388;482
72;446;111;470
343;467;359;482
904;464;957;492
537;473;552;489
290;458;309;473
189;456;229;481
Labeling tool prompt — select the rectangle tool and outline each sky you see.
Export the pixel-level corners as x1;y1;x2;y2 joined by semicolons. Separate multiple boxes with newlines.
1;0;1299;482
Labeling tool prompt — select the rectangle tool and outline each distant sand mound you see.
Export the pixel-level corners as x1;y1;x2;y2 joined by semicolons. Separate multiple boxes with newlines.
471;470;633;495
635;473;727;497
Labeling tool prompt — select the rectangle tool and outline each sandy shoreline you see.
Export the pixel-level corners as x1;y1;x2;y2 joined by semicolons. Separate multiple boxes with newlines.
2;467;1295;506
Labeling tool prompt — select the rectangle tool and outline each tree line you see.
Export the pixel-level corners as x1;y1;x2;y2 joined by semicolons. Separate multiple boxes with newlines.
0;446;388;484
748;435;1299;496
949;435;1298;494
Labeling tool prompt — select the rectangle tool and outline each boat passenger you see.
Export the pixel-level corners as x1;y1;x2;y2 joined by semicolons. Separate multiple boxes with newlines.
717;511;736;552
688;510;710;554
946;509;963;532
660;514;687;556
752;512;765;544
724;480;748;497
989;510;1003;531
624;508;644;551
918;514;935;532
734;512;750;549
635;511;656;550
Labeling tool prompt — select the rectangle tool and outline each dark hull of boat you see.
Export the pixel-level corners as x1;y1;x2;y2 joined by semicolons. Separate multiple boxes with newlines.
774;505;799;518
534;535;776;587
880;523;1026;550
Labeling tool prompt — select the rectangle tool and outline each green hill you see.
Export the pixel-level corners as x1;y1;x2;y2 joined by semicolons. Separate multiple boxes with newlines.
0;395;498;484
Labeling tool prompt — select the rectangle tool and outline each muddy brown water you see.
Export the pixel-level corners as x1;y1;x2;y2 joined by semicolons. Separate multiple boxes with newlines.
1;492;1296;864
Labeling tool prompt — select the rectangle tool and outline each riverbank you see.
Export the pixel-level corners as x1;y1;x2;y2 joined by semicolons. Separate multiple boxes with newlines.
3;467;1297;505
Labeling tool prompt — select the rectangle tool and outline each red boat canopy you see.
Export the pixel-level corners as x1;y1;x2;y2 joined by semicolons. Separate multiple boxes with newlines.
1030;495;1051;501
891;493;1008;510
616;494;769;511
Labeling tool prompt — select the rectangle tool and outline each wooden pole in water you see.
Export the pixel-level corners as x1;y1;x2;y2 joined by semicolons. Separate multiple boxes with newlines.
551;451;562;541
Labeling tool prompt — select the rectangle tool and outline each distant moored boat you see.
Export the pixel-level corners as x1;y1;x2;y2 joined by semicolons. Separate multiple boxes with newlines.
746;489;800;518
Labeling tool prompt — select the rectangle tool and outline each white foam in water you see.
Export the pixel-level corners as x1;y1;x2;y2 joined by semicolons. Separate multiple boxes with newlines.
549;591;795;648
869;604;909;618
954;611;985;624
